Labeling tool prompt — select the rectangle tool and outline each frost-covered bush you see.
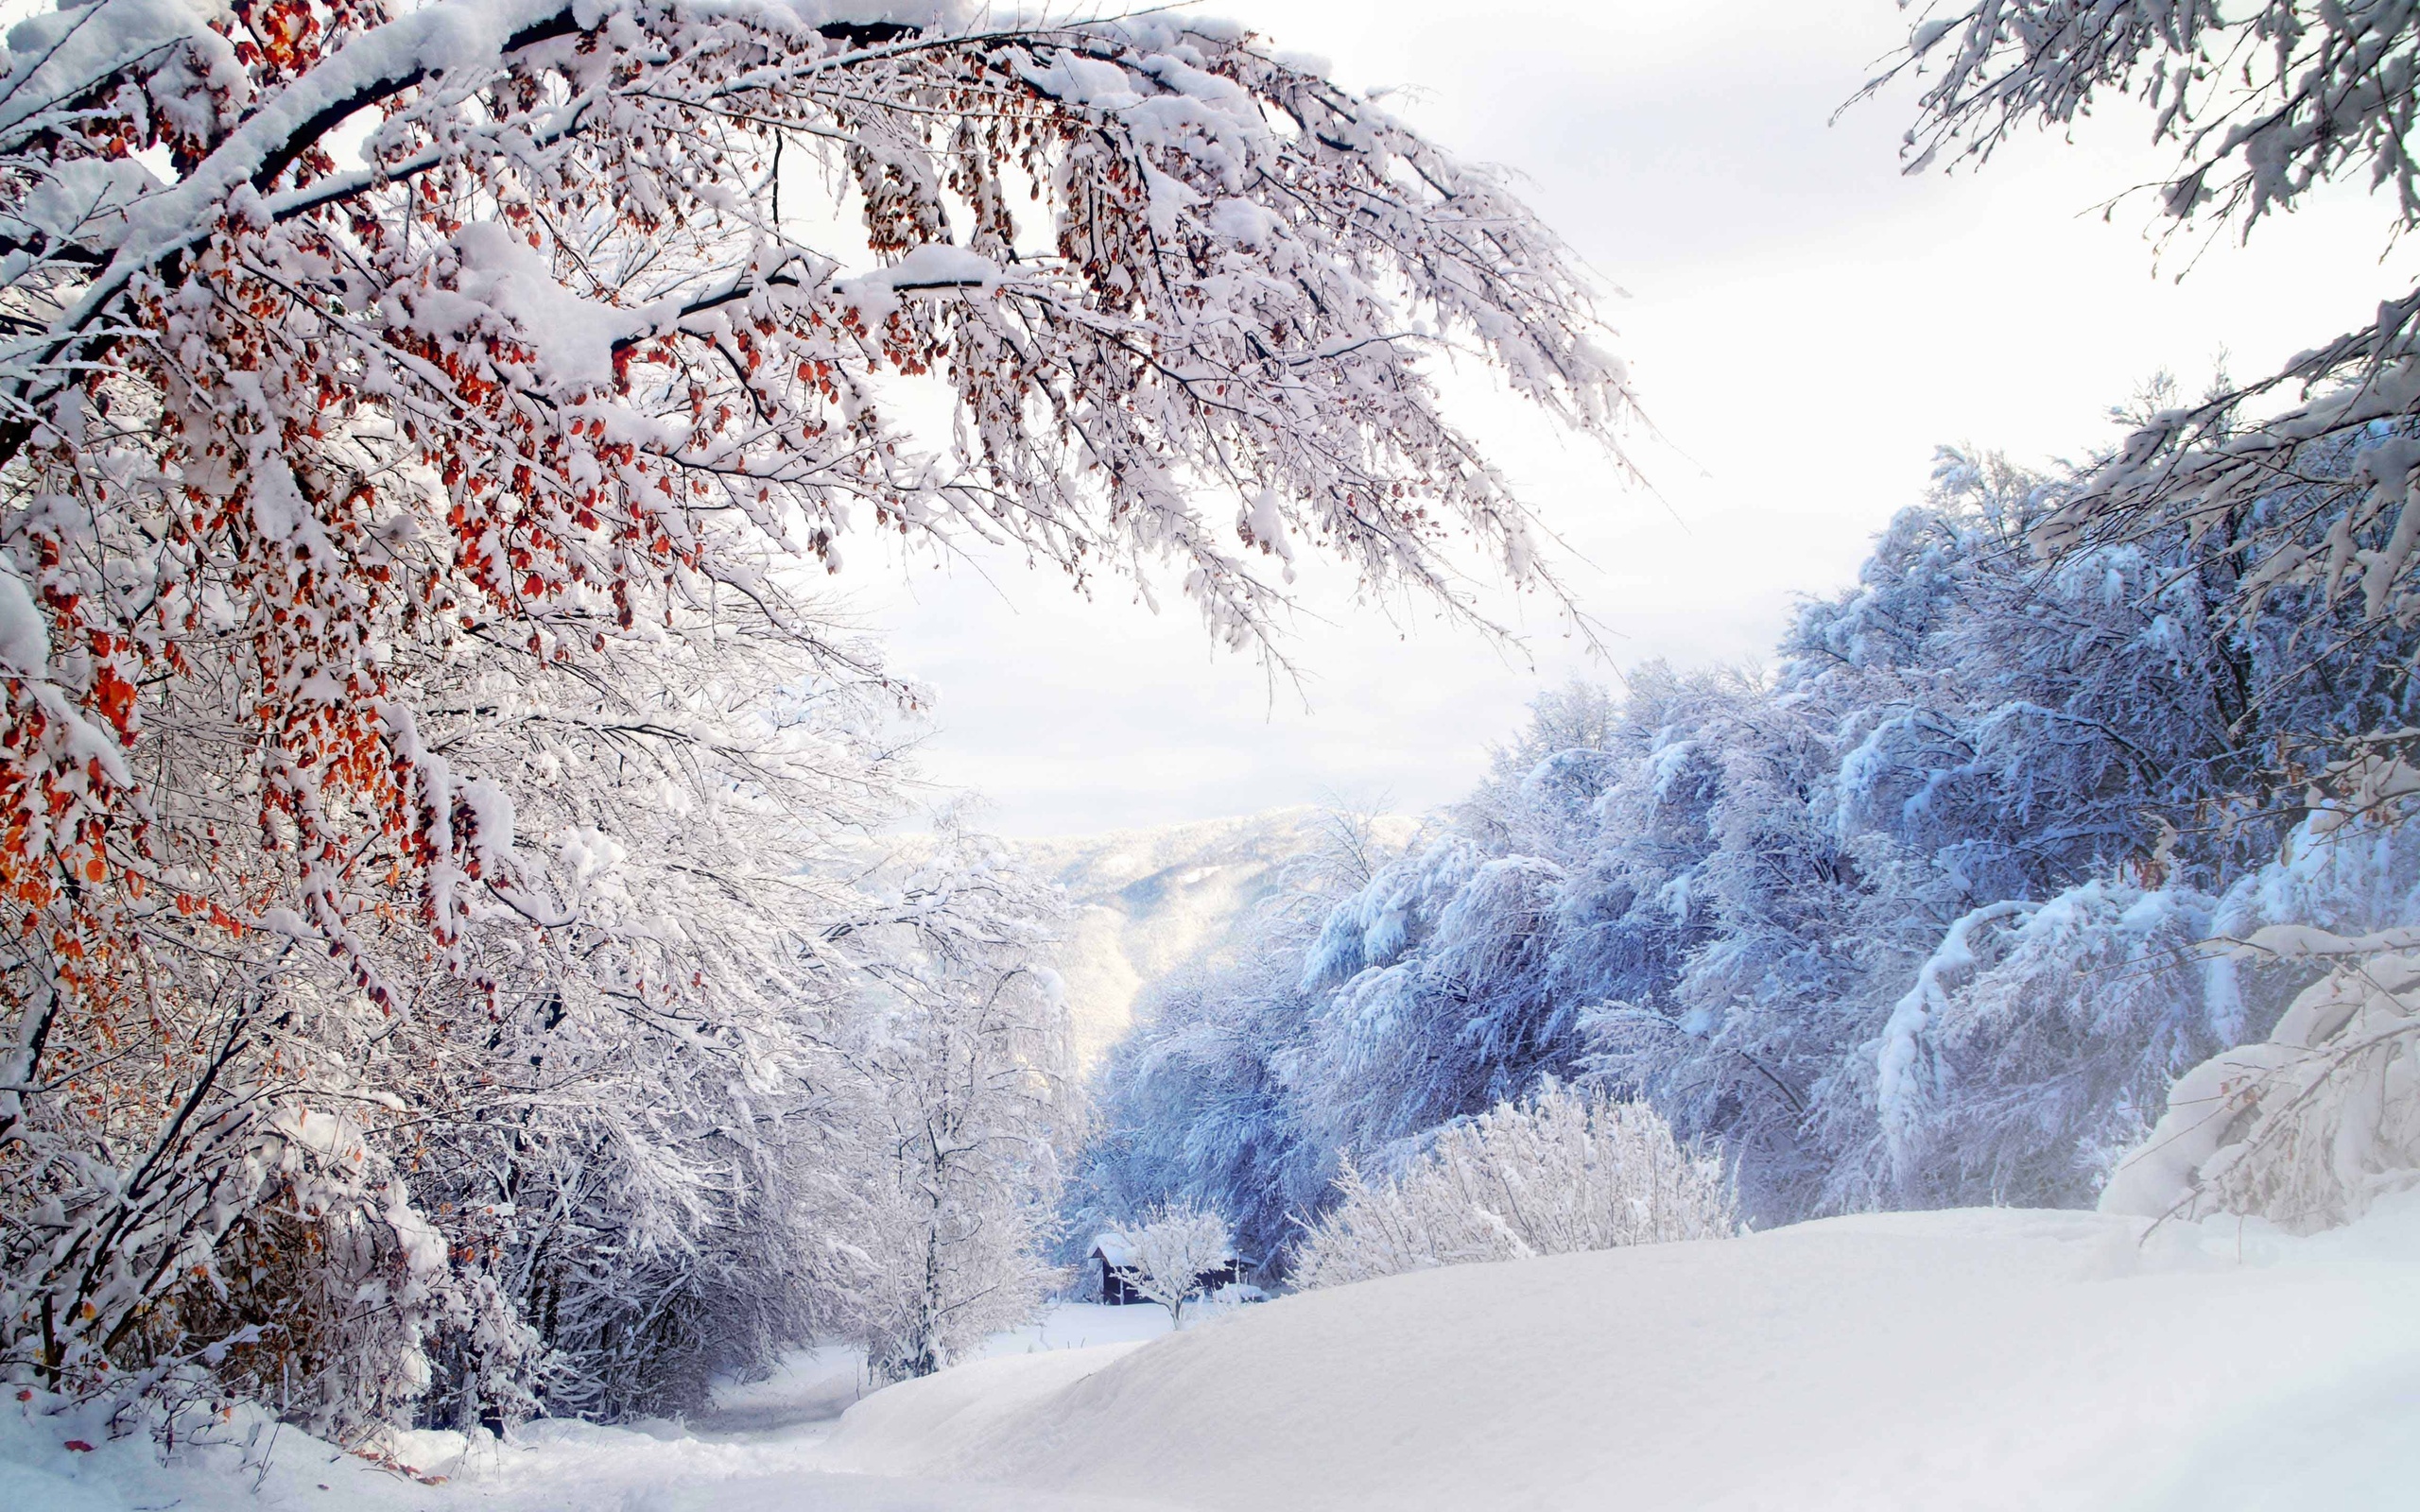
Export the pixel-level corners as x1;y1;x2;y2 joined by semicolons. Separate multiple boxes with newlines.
1106;1204;1236;1326
1291;1087;1737;1289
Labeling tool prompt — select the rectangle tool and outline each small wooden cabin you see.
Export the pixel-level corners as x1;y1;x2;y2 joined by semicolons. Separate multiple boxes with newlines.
1090;1232;1238;1305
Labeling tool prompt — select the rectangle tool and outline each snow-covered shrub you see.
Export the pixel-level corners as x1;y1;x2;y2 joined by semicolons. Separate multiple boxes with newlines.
2103;799;2420;1232
1107;1205;1235;1326
106;1111;518;1443
1291;1087;1737;1289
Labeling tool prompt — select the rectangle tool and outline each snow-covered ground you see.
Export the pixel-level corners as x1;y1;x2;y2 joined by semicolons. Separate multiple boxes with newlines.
693;1303;1183;1431
696;1344;872;1433
971;1301;1182;1360
11;1204;2419;1510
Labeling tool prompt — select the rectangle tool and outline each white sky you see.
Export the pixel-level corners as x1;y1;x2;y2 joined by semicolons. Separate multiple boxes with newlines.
855;0;2409;834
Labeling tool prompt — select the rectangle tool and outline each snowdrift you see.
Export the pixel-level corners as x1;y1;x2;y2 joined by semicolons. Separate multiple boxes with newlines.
822;1205;2420;1510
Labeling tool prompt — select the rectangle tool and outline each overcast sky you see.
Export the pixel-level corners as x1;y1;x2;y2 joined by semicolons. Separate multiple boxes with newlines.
855;0;2406;835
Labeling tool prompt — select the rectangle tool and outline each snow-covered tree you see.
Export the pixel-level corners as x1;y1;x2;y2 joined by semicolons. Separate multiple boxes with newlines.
1817;882;2238;1211
1089;418;2420;1237
1072;805;1408;1272
818;818;1075;1381
1300;836;1574;1157
1291;1084;1737;1290
0;0;1631;1427
1105;1202;1231;1326
1074;944;1325;1274
1068;9;2420;1254
374;619;916;1425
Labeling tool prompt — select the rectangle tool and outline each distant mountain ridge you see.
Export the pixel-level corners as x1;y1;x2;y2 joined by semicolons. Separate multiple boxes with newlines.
1011;807;1419;1070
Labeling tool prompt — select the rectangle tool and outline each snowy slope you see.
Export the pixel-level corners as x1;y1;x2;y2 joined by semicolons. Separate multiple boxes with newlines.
13;1204;2417;1510
1011;808;1417;1068
820;1204;2420;1510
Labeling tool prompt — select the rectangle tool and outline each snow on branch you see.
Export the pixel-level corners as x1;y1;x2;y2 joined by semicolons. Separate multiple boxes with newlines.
0;0;1636;1019
2105;796;2420;1232
1878;2;2417;236
1869;5;2420;608
2101;922;2420;1233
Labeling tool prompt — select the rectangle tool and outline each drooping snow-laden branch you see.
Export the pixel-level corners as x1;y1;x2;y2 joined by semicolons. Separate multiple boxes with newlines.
1873;4;2420;629
0;0;1630;989
2101;812;2420;1235
0;0;1628;1422
1877;1;2420;232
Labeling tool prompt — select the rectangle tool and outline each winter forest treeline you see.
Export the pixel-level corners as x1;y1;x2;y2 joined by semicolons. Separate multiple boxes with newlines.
9;0;2420;1460
1076;2;2420;1274
1077;437;2420;1261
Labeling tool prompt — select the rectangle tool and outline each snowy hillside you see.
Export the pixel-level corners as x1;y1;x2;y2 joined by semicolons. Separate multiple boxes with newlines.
11;1202;2416;1510
1011;808;1418;1068
813;1204;2420;1508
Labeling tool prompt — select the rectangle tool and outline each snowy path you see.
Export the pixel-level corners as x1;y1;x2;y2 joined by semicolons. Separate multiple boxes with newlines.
9;1208;2419;1510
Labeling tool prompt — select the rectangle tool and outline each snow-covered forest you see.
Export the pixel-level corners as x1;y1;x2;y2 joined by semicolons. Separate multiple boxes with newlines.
6;2;2420;1508
1080;439;2420;1258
